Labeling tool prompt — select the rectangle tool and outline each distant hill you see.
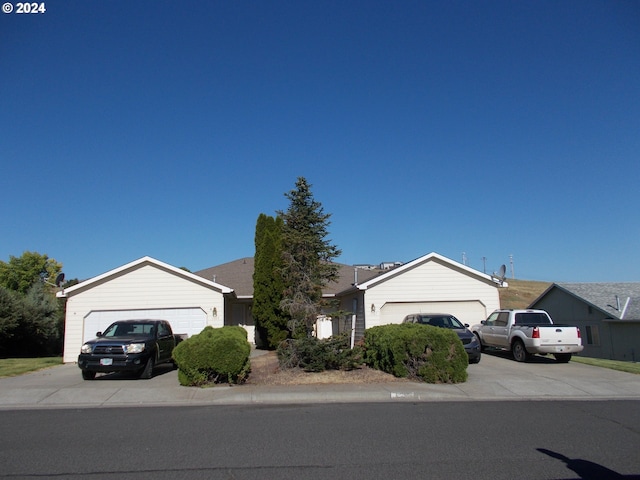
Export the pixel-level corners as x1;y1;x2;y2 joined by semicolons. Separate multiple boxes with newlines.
498;279;552;310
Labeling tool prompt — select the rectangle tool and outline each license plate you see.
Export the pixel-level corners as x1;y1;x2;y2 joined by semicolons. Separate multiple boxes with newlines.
100;358;113;366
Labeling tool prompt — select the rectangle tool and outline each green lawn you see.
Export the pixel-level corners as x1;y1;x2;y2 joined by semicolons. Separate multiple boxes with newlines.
572;356;640;375
0;357;63;378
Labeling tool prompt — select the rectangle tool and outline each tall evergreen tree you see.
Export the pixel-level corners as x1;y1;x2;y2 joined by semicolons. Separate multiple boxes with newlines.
278;177;341;337
252;214;288;349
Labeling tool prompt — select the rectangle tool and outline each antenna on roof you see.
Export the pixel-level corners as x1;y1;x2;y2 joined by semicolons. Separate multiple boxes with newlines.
607;295;621;311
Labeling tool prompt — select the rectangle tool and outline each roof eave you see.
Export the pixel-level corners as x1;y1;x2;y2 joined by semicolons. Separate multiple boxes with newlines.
58;256;234;297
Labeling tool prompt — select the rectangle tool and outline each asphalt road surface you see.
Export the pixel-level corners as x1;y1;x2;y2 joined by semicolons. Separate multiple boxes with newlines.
1;401;639;480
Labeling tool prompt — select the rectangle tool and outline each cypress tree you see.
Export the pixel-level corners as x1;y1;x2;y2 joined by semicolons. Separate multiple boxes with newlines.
252;214;289;349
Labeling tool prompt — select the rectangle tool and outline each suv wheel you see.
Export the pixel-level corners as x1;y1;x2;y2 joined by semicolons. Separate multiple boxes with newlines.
139;356;155;379
512;340;529;362
554;353;572;363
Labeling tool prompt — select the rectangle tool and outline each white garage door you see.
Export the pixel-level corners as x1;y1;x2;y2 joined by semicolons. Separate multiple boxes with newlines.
378;301;487;327
83;308;207;343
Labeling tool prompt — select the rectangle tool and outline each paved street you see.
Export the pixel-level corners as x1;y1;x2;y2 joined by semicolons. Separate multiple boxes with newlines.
1;401;639;479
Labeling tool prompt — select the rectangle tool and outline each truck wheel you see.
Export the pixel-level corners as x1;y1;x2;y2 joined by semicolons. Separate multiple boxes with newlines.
82;370;96;380
554;353;572;363
512;340;529;362
139;356;155;379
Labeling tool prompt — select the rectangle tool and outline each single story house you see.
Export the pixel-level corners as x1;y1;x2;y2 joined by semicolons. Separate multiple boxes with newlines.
529;283;640;361
58;257;232;363
195;252;503;342
59;252;504;362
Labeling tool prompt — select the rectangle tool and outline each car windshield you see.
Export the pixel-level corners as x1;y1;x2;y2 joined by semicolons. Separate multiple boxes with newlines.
103;322;155;337
417;315;465;329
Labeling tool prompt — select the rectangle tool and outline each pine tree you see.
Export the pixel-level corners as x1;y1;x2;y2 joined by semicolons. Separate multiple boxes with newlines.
278;177;341;337
252;214;289;348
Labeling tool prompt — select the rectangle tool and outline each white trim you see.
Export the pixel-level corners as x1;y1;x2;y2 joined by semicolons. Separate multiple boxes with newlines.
57;256;233;298
355;252;505;290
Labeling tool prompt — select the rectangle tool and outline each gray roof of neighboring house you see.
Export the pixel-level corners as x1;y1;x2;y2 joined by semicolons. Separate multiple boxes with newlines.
195;258;256;298
194;257;384;298
540;283;640;320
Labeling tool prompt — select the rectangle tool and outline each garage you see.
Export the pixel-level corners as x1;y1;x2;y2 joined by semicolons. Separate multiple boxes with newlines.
379;301;488;327
60;256;232;363
337;252;503;339
82;308;208;343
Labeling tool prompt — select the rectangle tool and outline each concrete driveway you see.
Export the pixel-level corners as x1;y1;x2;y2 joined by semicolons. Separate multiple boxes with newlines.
1;352;639;409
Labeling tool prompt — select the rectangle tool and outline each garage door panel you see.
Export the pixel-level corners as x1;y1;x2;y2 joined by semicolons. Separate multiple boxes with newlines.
379;301;486;327
83;308;207;343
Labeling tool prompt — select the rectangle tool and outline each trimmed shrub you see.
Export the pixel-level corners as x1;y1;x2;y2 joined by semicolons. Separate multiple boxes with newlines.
172;326;251;386
363;323;468;383
277;333;363;372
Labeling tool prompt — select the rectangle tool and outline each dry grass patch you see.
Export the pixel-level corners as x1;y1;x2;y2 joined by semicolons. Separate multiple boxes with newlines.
247;350;409;386
499;278;551;309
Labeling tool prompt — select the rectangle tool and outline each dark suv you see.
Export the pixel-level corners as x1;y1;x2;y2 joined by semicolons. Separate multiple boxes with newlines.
78;319;177;380
402;313;481;364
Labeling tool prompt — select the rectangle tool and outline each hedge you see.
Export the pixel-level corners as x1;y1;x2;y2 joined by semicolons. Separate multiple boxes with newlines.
363;323;468;383
172;326;251;386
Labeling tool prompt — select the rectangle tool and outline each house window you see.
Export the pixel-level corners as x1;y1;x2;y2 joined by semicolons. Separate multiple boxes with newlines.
585;325;600;346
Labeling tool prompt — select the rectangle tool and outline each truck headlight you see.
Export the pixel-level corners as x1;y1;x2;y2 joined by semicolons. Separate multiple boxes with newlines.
80;343;93;354
125;343;145;354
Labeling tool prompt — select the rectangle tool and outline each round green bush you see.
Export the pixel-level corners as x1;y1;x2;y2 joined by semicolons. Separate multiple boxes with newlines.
172;326;251;386
363;323;468;383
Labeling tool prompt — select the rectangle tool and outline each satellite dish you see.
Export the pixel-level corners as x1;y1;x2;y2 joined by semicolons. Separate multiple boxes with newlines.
55;272;65;287
491;265;507;286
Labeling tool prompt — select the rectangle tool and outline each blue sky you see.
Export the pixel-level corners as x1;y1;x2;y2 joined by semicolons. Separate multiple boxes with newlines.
1;0;639;282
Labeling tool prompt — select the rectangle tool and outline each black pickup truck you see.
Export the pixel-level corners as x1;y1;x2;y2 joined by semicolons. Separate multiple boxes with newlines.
78;319;181;380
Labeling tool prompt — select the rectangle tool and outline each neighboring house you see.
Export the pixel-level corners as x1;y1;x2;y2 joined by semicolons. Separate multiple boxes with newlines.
194;257;384;344
529;283;640;361
58;257;232;363
334;252;503;341
59;252;503;362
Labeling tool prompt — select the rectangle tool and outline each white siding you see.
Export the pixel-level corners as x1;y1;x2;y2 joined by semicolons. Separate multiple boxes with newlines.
364;259;500;329
63;264;225;362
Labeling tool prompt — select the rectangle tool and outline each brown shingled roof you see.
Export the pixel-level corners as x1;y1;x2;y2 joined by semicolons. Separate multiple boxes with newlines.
194;258;384;298
195;257;256;297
